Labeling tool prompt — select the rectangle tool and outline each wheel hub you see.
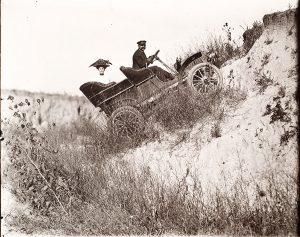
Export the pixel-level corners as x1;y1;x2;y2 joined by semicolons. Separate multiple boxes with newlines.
203;77;209;84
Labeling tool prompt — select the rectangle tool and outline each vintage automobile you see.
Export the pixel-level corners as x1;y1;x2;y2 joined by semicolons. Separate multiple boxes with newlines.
80;51;223;138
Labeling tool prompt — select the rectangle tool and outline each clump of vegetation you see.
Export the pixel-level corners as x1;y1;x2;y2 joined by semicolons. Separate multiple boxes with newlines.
287;66;297;78
4;99;84;217
254;69;274;94
176;22;243;69
187;20;263;69
242;21;263;54
290;48;297;58
202;23;242;67
177;19;263;70
264;38;273;45
278;86;286;97
280;129;296;146
263;100;291;124
211;122;222;138
261;53;271;67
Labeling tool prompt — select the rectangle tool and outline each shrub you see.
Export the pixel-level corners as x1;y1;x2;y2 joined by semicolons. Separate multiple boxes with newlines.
263;101;291;124
202;33;241;68
211;122;222;138
182;20;263;69
254;69;274;94
264;38;273;45
261;53;271;67
280;129;296;146
5;114;84;217
242;21;263;54
175;19;264;70
278;86;286;97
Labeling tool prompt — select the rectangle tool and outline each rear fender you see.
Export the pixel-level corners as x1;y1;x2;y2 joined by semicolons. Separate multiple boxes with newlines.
79;81;108;106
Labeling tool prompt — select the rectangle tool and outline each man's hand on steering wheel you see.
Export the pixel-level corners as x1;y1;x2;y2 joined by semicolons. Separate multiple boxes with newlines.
153;50;160;61
152;55;160;62
148;56;155;64
149;50;160;64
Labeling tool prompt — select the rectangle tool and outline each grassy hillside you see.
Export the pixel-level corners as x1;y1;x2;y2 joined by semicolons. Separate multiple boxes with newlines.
1;8;298;236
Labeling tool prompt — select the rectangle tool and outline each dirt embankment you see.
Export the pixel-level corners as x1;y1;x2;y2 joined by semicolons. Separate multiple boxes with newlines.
120;8;298;200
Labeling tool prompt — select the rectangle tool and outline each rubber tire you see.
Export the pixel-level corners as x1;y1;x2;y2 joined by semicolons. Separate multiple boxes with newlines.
108;106;145;138
183;57;204;75
186;62;223;95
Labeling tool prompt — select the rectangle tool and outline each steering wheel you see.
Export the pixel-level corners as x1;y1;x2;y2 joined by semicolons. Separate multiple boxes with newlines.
149;50;160;63
153;50;160;60
153;50;160;58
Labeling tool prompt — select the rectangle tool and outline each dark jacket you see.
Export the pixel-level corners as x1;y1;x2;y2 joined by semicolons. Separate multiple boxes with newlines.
132;49;148;69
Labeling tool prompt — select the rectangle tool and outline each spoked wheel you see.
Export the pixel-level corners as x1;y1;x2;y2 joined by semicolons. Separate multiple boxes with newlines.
108;106;145;138
187;62;223;95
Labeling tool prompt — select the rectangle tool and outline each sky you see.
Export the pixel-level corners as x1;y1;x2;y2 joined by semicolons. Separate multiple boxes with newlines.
1;0;298;95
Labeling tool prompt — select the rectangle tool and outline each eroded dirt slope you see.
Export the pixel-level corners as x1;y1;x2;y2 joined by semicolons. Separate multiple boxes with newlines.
120;8;298;201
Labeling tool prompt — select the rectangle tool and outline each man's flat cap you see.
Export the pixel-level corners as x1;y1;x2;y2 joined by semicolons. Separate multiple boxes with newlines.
137;40;146;45
89;59;112;68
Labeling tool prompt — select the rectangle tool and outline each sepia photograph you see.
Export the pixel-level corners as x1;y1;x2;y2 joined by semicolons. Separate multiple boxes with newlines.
1;0;298;235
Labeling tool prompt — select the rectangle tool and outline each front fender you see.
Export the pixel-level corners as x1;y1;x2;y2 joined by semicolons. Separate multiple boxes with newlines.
175;52;202;73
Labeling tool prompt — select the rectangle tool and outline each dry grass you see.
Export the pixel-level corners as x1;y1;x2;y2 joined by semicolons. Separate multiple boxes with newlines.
242;21;264;54
4;87;297;235
4;126;298;235
150;87;244;133
176;21;263;69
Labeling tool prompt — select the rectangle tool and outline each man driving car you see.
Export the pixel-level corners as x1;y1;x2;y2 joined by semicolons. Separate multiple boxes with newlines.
132;40;175;81
132;40;153;69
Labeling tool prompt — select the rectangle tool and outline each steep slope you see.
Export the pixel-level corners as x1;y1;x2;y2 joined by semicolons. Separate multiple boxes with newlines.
121;8;298;201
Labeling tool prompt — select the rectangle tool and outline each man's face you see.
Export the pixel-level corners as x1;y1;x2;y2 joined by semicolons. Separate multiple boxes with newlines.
139;43;146;51
98;66;105;75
